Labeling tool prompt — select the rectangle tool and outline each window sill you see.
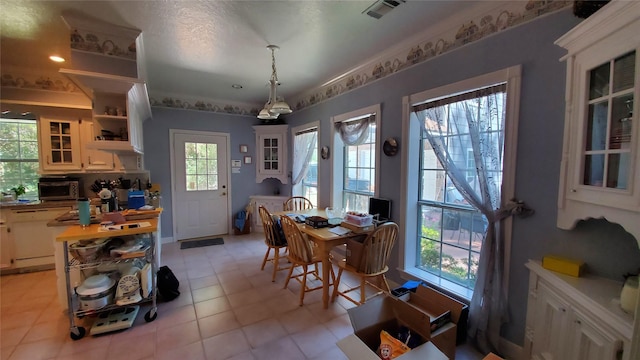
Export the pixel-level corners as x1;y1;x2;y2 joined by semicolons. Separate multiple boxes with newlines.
397;266;473;303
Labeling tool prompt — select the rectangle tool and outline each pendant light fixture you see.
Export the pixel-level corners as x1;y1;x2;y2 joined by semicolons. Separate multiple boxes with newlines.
257;45;292;120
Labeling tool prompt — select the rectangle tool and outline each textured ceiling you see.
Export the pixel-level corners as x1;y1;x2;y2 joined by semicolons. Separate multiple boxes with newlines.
1;0;482;110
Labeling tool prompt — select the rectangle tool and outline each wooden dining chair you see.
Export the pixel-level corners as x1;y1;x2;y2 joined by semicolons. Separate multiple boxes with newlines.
280;214;332;306
258;206;289;282
331;222;399;305
283;196;314;212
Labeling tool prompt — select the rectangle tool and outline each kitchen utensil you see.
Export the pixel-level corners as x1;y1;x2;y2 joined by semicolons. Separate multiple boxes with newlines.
115;265;142;306
76;274;116;310
140;263;153;298
69;239;107;262
325;207;345;225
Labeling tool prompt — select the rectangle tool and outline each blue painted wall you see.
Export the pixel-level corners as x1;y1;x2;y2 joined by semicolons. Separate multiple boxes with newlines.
143;8;640;346
143;108;284;237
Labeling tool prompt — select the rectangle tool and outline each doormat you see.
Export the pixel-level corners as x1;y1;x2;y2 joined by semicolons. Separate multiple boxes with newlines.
180;237;224;249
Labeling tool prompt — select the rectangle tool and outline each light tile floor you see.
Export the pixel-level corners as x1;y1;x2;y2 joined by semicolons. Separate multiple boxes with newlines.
1;232;485;360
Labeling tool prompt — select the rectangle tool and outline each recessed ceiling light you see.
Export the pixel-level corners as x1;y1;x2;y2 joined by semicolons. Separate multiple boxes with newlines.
49;55;65;63
231;84;243;89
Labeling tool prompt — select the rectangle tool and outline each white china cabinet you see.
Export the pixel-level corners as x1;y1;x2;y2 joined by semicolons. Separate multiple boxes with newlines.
249;195;289;231
552;2;640;360
556;1;640;241
253;125;288;184
524;261;631;360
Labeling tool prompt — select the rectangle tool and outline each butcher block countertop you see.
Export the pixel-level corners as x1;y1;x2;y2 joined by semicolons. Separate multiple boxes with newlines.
56;217;159;242
48;208;162;227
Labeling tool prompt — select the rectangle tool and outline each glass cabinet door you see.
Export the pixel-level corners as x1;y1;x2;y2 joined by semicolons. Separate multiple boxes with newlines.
583;51;635;190
262;137;279;171
48;121;75;165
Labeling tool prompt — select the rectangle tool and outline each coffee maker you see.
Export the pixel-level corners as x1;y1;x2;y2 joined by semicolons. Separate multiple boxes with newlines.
98;188;118;213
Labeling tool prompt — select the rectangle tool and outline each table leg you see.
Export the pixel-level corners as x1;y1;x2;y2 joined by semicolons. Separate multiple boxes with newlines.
320;243;331;309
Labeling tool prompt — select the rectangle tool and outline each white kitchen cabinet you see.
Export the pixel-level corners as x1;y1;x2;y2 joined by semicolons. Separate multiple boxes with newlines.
249;195;289;231
39;117;82;172
555;1;640;241
80;119;116;171
0;209;14;269
253;125;288;183
4;207;72;269
524;260;630;360
60;68;150;155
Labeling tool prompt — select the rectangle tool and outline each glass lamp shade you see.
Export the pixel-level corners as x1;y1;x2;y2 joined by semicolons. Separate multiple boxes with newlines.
258;107;278;120
270;99;292;114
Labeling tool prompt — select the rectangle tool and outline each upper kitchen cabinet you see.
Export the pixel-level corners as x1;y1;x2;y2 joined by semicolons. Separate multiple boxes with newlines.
59;12;150;156
253;125;288;184
80;118;116;171
556;1;640;242
39;117;82;172
59;69;150;155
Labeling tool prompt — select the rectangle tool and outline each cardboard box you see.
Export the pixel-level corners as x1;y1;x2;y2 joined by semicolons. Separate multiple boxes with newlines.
542;255;584;277
337;295;448;360
345;235;368;269
340;220;374;233
483;353;505;360
404;285;469;359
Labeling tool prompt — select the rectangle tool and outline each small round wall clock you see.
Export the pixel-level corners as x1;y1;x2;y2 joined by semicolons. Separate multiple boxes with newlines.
383;137;398;156
321;146;330;160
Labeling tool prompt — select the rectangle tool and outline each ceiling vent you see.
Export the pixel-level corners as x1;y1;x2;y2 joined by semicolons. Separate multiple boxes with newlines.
363;0;406;19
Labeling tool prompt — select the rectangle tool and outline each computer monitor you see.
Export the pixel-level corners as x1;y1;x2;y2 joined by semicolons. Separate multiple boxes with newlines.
369;197;391;222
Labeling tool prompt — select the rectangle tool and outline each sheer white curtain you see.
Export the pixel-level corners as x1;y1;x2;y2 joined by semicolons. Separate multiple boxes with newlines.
335;115;375;145
291;130;317;185
414;85;508;354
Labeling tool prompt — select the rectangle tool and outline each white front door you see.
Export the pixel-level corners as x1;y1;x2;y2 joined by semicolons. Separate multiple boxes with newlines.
171;130;230;241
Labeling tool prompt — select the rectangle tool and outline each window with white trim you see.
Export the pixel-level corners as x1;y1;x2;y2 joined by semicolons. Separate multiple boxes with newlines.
331;105;380;213
402;67;520;299
292;123;318;207
0;118;39;200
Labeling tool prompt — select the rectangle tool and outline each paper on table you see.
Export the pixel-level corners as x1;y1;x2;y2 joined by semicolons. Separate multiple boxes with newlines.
328;226;351;236
98;221;152;232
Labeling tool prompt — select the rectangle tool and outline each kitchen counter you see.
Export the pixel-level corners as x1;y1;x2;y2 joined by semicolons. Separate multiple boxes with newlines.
55;218;159;242
0;200;79;210
48;208;162;227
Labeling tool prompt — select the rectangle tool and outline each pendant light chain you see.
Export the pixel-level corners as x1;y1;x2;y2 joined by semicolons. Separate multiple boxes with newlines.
271;47;279;84
257;44;292;120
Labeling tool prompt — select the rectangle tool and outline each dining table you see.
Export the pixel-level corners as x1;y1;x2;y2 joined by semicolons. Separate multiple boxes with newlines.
274;209;373;309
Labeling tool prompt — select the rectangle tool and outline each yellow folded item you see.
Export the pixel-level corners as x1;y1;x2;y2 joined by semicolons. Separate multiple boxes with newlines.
542;255;584;277
378;330;410;359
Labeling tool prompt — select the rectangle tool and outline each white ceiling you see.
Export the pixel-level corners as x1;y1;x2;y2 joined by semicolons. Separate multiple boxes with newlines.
1;0;481;111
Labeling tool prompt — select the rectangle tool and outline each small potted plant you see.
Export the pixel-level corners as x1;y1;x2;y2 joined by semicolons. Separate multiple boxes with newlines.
10;184;26;200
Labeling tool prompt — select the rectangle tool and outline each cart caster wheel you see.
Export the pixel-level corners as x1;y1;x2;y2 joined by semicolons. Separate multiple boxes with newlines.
144;310;157;322
70;326;86;340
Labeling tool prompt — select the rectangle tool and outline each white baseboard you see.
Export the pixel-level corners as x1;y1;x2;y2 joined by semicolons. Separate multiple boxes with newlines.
161;236;174;244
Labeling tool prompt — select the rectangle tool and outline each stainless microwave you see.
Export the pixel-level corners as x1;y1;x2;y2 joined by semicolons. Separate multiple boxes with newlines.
38;180;80;201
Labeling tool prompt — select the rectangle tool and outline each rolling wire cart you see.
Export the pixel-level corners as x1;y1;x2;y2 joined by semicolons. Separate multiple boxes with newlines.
58;221;159;340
